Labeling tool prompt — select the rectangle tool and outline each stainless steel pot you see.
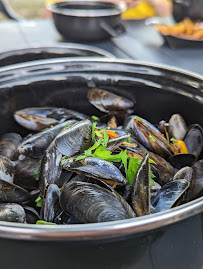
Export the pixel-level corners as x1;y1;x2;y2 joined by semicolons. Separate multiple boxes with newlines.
48;1;127;41
0;58;202;269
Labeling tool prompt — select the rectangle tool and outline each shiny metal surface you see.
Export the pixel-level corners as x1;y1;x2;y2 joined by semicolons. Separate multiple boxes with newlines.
0;58;202;241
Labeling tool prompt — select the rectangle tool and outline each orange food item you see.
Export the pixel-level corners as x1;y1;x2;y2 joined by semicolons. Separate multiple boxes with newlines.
155;18;203;40
171;139;188;154
98;129;119;139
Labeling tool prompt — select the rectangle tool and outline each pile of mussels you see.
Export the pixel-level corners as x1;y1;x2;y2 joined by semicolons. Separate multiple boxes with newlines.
0;88;202;225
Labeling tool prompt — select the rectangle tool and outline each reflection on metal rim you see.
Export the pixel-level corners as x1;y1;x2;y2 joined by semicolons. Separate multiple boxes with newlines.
0;58;202;241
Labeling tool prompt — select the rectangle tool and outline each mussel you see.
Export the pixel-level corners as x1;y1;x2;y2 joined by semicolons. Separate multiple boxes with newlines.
60;181;135;223
0;203;26;223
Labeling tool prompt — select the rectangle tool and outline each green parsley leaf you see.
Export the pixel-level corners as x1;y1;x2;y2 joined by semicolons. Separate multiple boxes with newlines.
101;128;109;147
35;197;43;207
92;122;97;141
75;155;86;161
127;157;142;185
88;140;102;151
50;125;54;128
93;149;112;159
61;156;68;166
95;131;103;138
149;158;156;165
170;137;178;143
125;136;131;143
135;116;144;122
149;135;156;143
36;220;56;225
34;171;39;181
39;160;42;165
84;150;92;156
120;150;128;175
65;121;71;127
91;115;100;121
150;170;156;186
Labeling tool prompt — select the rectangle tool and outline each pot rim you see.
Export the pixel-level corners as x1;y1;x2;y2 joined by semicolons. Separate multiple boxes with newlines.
48;0;127;18
0;58;202;241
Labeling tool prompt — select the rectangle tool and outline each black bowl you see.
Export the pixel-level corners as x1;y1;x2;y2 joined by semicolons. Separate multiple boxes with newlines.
48;1;126;41
0;58;202;269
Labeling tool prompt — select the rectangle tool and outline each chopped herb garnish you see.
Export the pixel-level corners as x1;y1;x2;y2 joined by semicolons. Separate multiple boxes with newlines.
50;125;54;128
39;160;42;165
92;122;97;141
75;155;87;161
61;156;68;166
170;137;178;143
149;135;156;143
36;220;56;225
101;128;109;147
135;116;144;122
95;131;103;138
150;170;156;186
127;157;142;185
91;115;100;121
34;171;39;181
35;197;43;207
65;121;71;127
125;136;131;143
149;158;156;165
88;140;102;151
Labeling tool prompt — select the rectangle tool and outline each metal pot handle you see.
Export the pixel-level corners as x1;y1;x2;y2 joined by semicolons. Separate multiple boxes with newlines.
0;0;22;21
100;21;126;38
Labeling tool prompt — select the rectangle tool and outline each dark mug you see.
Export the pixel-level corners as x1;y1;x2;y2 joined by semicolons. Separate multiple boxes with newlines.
172;0;203;22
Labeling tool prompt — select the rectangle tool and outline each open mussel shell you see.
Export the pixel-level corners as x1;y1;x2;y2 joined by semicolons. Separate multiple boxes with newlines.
55;119;92;157
184;124;203;159
0;179;30;203
63;156;127;186
14;155;40;190
168;153;196;169
191;159;203;200
148;152;174;185
23;206;40;224
151;179;190;213
87;88;134;113
41;184;60;223
168;114;187;140
60;181;135;223
0;133;22;160
39;141;62;196
131;154;151;216
14;112;59;132
0;203;26;223
126;117;174;159
124;115;160;134
105;133;130;152
15;106;92;122
17;120;75;159
0;156;15;183
173;166;194;205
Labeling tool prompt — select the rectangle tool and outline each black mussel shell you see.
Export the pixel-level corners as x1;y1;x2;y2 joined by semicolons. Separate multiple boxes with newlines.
191;159;203;200
168;114;187;140
0;133;22;160
0;203;26;223
87;88;134;113
131;154;151;216
55;120;92;157
23;206;40;224
63;156;127;186
41;184;60;223
151;179;190;213
184;124;203;159
39;141;62;196
60;181;135;223
168;154;196;169
0;156;15;183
